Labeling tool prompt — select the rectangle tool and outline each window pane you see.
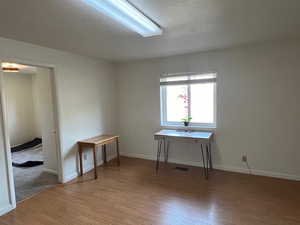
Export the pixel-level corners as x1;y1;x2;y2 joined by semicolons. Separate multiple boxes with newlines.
190;83;215;124
166;85;188;122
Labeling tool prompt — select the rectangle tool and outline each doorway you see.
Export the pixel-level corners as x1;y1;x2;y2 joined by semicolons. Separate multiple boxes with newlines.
0;62;61;203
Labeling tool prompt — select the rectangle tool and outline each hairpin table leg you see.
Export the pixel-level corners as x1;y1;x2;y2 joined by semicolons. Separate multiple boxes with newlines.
116;137;120;166
164;139;170;163
200;144;208;179
208;142;213;170
206;144;210;178
156;139;162;173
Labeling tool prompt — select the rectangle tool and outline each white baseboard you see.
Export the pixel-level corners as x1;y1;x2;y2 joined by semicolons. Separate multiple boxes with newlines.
215;165;300;181
62;154;117;183
121;152;300;181
63;160;104;183
63;172;78;183
121;151;208;167
43;168;58;175
0;204;15;216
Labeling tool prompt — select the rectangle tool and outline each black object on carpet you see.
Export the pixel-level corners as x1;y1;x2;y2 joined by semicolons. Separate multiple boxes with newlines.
11;137;43;168
11;138;42;153
12;161;44;168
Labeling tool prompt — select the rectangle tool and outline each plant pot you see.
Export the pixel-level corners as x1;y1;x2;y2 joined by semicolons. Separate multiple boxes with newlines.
184;121;189;127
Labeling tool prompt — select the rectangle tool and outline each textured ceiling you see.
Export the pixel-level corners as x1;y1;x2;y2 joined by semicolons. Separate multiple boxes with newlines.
0;0;300;61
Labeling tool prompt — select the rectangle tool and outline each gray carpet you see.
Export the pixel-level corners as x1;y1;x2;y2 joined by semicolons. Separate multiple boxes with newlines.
12;146;58;202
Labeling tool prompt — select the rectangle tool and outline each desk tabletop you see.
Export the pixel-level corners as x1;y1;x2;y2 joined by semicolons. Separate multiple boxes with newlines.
78;134;119;145
154;129;213;140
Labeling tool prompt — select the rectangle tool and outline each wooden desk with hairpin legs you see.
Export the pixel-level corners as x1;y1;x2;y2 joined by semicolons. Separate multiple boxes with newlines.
154;129;214;179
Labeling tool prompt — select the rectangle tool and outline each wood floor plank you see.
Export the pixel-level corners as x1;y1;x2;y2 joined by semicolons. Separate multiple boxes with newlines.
0;157;299;225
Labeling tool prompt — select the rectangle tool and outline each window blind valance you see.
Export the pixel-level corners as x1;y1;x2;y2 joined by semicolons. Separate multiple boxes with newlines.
160;73;216;86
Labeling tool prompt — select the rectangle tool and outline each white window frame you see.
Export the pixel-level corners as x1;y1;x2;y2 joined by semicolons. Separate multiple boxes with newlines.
160;72;217;129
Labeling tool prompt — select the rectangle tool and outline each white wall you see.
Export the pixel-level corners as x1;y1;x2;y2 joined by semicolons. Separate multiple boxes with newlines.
0;37;117;215
32;68;57;173
3;73;39;146
32;73;42;138
116;39;300;181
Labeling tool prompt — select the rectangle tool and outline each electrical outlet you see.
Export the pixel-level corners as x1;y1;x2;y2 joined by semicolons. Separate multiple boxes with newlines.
83;153;87;160
242;155;247;162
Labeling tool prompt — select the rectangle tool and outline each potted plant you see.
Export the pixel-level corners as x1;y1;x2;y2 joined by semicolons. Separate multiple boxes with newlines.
182;117;192;127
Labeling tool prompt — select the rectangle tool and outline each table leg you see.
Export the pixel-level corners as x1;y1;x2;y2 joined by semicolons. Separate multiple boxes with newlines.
79;145;83;176
102;144;107;164
163;139;167;163
206;144;210;174
116;137;120;166
156;139;162;173
208;142;213;170
164;140;169;163
93;146;98;179
201;144;208;179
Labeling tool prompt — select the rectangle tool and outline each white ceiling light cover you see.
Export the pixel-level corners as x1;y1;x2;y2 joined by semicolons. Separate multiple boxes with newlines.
83;0;163;37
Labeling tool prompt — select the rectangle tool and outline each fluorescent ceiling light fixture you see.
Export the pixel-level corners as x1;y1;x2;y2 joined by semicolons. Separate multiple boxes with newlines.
84;0;163;37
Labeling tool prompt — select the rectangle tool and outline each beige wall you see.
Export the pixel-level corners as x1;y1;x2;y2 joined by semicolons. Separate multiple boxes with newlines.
0;37;117;214
116;39;300;181
3;73;40;146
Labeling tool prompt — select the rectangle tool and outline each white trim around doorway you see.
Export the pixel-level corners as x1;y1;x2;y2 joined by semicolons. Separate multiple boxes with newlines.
0;57;64;213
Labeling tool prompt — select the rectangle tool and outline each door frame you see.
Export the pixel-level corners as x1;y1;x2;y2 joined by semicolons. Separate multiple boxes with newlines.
0;57;64;210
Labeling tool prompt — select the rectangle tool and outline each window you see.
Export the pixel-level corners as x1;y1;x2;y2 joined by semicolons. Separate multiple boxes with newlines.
160;73;216;128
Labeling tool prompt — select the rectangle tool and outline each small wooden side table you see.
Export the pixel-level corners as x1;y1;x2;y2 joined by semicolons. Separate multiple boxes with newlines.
78;135;120;179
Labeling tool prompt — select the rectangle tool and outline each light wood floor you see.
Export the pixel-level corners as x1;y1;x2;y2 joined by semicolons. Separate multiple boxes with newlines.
1;157;300;225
